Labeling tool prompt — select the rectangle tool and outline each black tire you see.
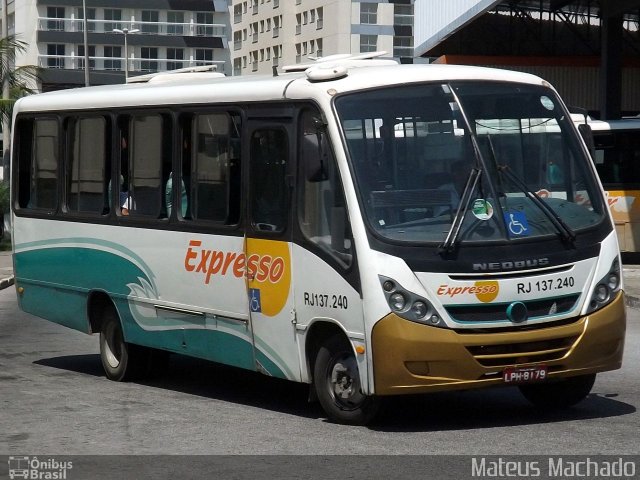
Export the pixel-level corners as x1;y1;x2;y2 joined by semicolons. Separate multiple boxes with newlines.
519;373;596;409
99;304;149;381
314;334;380;425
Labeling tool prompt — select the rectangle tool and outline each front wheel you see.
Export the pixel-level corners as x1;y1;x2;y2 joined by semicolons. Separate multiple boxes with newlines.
314;335;380;425
519;373;596;409
99;305;149;381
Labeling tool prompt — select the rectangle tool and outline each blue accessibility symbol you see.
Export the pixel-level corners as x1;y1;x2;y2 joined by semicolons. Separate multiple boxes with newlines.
504;211;530;237
249;288;262;313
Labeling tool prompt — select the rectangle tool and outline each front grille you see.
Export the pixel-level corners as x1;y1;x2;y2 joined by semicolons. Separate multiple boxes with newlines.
445;294;580;323
466;336;579;368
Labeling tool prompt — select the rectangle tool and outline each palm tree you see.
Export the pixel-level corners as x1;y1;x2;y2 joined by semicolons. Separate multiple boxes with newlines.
0;35;39;126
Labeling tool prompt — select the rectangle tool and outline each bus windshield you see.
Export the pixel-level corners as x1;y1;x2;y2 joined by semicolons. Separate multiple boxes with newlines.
335;82;606;245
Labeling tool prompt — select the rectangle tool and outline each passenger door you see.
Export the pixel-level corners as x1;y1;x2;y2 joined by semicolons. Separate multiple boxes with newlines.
245;118;301;381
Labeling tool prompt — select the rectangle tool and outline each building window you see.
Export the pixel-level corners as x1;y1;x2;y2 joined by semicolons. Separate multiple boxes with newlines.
393;37;414;58
233;58;242;76
166;48;184;70
104;9;122;32
77;44;96;70
167;11;185;35
196;12;214;36
360;34;377;53
295;44;301;64
296;14;301;35
104;46;122;71
77;7;96;32
141;47;159;72
47;7;65;32
47;44;65;69
360;3;378;25
233;31;242;51
316;38;323;57
141;10;159;34
234;4;242;24
195;49;213;66
317;8;323;29
394;4;414;26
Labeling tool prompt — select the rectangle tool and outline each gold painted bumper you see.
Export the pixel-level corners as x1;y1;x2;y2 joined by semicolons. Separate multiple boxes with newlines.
371;292;626;396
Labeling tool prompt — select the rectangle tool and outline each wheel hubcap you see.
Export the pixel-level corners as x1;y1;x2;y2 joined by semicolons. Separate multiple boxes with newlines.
328;354;366;410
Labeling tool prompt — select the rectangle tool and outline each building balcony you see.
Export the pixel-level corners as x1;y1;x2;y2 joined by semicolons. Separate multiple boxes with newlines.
38;54;226;73
38;17;225;37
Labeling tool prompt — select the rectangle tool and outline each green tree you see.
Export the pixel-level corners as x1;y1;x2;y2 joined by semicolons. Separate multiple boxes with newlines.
0;35;39;126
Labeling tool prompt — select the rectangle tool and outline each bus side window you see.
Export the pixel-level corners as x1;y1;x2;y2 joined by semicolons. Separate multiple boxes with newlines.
298;109;353;267
250;128;288;232
191;112;241;225
66;116;110;215
120;114;171;217
17;118;59;211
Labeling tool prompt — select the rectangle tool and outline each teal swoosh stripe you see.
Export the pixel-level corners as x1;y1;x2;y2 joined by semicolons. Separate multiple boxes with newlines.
253;335;295;380
15;237;156;285
15;246;152;298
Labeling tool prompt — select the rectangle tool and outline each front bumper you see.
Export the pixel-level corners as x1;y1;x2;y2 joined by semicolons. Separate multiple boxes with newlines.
371;291;626;395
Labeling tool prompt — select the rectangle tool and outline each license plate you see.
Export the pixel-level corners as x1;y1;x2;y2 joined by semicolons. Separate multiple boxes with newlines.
503;365;548;384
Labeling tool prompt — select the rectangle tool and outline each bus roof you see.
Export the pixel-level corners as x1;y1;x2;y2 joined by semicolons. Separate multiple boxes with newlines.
14;63;549;114
584;117;640;132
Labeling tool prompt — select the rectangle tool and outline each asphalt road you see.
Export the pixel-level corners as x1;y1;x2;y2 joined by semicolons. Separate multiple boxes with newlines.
1;285;639;457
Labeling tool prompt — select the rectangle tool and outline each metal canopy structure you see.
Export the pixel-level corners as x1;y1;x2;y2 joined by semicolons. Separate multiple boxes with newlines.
417;0;640;118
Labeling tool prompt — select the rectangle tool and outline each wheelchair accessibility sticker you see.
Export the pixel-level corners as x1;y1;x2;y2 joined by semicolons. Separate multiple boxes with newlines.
249;288;262;313
504;211;530;237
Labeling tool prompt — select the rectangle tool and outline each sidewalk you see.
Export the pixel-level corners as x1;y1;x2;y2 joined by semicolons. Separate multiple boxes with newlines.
0;250;638;309
0;250;13;290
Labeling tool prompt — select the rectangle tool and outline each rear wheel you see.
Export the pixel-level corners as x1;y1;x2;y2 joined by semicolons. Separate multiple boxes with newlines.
99;305;149;381
519;373;596;409
314;334;380;425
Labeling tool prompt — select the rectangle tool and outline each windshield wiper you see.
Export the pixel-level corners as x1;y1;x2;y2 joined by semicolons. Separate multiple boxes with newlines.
497;164;576;246
483;134;576;246
439;167;482;253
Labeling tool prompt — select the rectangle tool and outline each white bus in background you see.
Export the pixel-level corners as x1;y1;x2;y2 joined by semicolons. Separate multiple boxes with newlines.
11;55;626;424
582;117;640;253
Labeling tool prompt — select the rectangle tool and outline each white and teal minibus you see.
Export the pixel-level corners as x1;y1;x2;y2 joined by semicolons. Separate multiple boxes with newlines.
11;57;626;424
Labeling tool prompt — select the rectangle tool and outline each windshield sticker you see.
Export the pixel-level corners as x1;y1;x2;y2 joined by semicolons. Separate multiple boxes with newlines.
504;211;530;237
471;199;494;221
540;95;555;110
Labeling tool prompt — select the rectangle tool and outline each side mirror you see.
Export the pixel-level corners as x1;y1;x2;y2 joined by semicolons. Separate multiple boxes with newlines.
302;133;328;182
578;123;595;160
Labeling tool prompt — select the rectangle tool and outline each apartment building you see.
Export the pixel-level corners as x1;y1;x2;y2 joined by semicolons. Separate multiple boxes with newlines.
2;0;231;91
230;0;414;76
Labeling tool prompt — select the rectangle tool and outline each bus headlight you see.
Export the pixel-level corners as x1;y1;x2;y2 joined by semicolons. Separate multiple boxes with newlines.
379;276;444;326
411;301;428;319
390;293;407;311
587;259;621;314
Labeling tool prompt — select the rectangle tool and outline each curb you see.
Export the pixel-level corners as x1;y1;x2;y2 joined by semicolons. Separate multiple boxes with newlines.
0;275;14;290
